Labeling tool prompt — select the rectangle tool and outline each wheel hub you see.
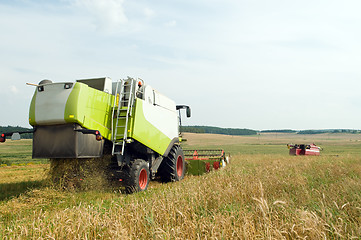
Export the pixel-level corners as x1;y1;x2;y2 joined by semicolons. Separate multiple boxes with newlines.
176;155;183;177
139;168;148;190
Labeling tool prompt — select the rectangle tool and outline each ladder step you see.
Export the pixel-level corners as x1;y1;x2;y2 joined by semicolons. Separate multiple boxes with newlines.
111;78;136;156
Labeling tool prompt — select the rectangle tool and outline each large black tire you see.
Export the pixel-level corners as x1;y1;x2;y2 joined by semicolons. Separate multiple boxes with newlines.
123;159;150;193
159;145;185;182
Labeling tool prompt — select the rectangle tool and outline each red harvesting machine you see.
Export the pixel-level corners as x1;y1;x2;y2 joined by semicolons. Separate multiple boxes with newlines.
287;143;322;156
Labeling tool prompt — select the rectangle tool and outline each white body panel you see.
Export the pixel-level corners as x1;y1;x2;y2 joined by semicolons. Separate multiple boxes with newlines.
103;77;112;93
34;83;72;125
153;89;176;112
142;85;178;140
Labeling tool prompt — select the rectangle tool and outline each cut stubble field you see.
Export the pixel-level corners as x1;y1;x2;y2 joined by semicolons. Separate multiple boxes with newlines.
0;133;360;239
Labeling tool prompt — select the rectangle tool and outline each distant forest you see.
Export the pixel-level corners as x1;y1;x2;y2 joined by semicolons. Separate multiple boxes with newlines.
0;126;33;139
261;129;360;134
180;126;257;136
297;129;360;134
261;129;297;133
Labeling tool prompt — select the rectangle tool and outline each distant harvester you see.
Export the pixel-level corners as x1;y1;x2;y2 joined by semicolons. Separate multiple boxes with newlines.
287;143;322;156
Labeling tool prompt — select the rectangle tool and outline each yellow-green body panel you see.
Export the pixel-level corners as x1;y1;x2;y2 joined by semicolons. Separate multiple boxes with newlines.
28;91;37;125
132;100;173;155
113;99;174;155
64;83;114;140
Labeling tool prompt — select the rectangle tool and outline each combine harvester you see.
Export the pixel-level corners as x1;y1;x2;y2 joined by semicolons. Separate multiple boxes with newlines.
1;77;228;192
287;143;322;156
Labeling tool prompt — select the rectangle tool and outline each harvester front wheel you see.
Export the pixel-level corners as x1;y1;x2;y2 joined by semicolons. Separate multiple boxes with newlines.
160;145;185;182
123;159;150;193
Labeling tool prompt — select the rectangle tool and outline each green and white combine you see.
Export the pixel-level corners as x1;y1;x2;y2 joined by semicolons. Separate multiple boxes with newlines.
0;77;229;192
27;77;191;192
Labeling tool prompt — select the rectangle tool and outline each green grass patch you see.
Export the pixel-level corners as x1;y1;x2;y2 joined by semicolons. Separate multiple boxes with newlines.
0;180;45;201
0;139;46;165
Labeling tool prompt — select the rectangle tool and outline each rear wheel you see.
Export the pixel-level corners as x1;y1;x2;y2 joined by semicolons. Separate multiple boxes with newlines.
159;145;185;182
123;159;150;193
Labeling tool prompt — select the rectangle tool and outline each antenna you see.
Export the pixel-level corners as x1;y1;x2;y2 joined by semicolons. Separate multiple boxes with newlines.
26;83;40;87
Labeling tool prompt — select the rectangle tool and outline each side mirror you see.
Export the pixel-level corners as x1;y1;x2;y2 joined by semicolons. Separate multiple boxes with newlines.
186;107;191;118
11;133;21;141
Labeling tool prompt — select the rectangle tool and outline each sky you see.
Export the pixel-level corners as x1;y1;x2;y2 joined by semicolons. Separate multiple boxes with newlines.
1;0;361;130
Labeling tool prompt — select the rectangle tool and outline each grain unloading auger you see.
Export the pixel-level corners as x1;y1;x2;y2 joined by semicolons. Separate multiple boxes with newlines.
0;77;228;192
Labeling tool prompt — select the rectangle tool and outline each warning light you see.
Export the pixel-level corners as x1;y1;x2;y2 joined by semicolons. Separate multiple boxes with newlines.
75;128;103;141
0;133;6;143
138;81;142;87
95;131;102;141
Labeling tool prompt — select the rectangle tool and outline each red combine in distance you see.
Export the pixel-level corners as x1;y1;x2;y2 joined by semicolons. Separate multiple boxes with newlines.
287;143;322;156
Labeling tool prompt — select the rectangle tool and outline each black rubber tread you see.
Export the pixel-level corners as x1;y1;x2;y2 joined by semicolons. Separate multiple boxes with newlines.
123;159;150;193
159;145;185;182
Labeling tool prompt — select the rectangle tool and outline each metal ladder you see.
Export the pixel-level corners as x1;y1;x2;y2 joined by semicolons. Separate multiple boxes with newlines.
111;78;136;155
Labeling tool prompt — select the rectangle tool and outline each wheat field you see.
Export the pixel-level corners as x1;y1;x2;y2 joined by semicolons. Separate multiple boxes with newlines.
0;133;360;239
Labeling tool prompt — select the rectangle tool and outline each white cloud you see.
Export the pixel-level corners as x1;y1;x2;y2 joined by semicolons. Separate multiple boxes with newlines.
10;85;19;94
165;20;176;27
143;7;155;18
74;0;127;31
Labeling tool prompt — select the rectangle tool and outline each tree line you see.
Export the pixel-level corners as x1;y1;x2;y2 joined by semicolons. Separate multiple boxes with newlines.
297;129;360;134
180;126;257;136
0;126;33;139
261;129;297;133
261;129;360;134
